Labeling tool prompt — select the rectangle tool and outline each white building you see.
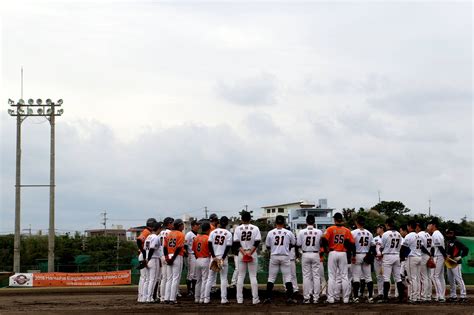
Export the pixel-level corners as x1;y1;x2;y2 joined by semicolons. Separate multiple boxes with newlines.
261;199;334;232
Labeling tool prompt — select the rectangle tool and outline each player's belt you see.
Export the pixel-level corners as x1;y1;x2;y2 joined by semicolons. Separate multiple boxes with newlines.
356;252;368;254
382;253;398;255
303;251;318;253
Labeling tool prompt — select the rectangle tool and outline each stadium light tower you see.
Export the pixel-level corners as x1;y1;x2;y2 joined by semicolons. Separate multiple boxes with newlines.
8;98;64;273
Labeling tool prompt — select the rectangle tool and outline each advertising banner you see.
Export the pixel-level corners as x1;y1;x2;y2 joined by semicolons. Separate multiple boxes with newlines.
9;270;131;287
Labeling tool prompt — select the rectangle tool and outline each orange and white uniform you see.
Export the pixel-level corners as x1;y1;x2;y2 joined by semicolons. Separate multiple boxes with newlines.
193;234;210;303
137;228;152;302
323;225;354;303
163;230;185;302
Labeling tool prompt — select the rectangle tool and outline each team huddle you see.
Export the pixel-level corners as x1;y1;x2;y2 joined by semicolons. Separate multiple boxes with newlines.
135;212;469;305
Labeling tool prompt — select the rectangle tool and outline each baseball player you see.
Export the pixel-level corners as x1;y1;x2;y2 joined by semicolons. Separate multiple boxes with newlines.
193;222;211;303
319;248;328;298
137;217;157;303
159;217;174;302
373;224;385;299
209;213;219;232
351;216;375;303
428;218;446;302
264;215;297;304
143;222;163;302
322;212;354;304
296;214;323;304
233;211;262;305
416;222;434;302
185;220;200;297
163;219;185;304
378;218;405;303
289;243;299;294
204;216;233;304
445;228;469;302
400;221;422;303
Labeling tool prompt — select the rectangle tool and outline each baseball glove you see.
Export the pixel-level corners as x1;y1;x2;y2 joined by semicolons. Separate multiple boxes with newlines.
210;258;223;272
426;257;436;269
242;253;253;263
363;253;374;264
137;260;147;270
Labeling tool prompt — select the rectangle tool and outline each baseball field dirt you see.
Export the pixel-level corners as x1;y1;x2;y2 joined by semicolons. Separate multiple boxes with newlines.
0;286;473;314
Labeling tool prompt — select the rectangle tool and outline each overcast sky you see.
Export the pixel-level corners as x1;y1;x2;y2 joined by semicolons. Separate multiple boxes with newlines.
0;1;472;234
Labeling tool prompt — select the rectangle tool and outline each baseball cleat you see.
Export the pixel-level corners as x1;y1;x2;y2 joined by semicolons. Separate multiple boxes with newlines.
367;297;374;303
286;298;297;305
303;299;311;304
263;298;272;304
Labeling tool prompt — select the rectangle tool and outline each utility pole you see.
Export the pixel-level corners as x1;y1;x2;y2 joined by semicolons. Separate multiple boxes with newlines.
101;210;108;236
428;199;431;216
116;234;120;271
378;190;381;203
204;206;208;219
245;205;248;212
8;93;64;273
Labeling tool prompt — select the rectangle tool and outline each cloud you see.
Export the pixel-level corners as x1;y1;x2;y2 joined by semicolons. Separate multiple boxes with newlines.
216;72;278;106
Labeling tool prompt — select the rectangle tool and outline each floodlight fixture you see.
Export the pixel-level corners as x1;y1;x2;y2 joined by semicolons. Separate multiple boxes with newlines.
46;99;52;105
18;108;24;114
8;109;14;115
28;99;34;105
57;99;63;105
46;108;52;115
18;99;25;105
8;99;15;105
36;99;43;105
37;108;44;115
57;109;64;115
27;108;33;115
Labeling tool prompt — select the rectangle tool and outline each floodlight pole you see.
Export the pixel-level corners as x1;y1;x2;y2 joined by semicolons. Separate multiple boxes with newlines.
48;109;56;272
8;99;63;273
13;111;22;273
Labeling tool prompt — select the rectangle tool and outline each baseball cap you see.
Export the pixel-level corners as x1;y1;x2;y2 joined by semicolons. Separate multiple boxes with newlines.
201;222;211;232
209;213;218;221
220;216;229;226
333;213;343;221
163;217;174;225
275;215;285;225
428;217;440;226
191;219;201;226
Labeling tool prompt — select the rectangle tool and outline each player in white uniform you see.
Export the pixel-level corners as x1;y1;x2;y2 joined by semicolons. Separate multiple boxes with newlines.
296;214;323;304
233;211;262;304
378;218;405;303
158;217;174;302
416;222;434;302
373;224;385;299
401;221;422;302
204;216;233;304
143;222;163;302
289;246;299;293
137;218;157;303
398;225;409;298
428;218;446;302
185;220;200;297
264;215;297;304
351;216;375;303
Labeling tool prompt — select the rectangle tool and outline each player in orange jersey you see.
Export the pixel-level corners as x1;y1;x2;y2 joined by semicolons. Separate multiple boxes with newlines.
322;212;355;304
163;219;185;304
192;222;211;303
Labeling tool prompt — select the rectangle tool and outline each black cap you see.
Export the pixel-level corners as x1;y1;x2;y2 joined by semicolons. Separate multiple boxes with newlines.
306;214;315;225
275;215;285;225
163;217;174;226
209;213;218;221
241;211;251;222
173;219;184;229
152;222;163;231
333;212;343;221
428;218;440;226
146;218;157;228
220;216;229;226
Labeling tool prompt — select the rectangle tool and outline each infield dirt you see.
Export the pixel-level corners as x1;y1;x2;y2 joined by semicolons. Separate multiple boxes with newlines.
0;286;473;314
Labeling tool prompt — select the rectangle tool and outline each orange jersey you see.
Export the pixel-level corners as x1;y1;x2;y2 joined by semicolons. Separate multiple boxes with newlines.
193;234;210;258
137;228;152;249
324;225;354;252
164;230;185;256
